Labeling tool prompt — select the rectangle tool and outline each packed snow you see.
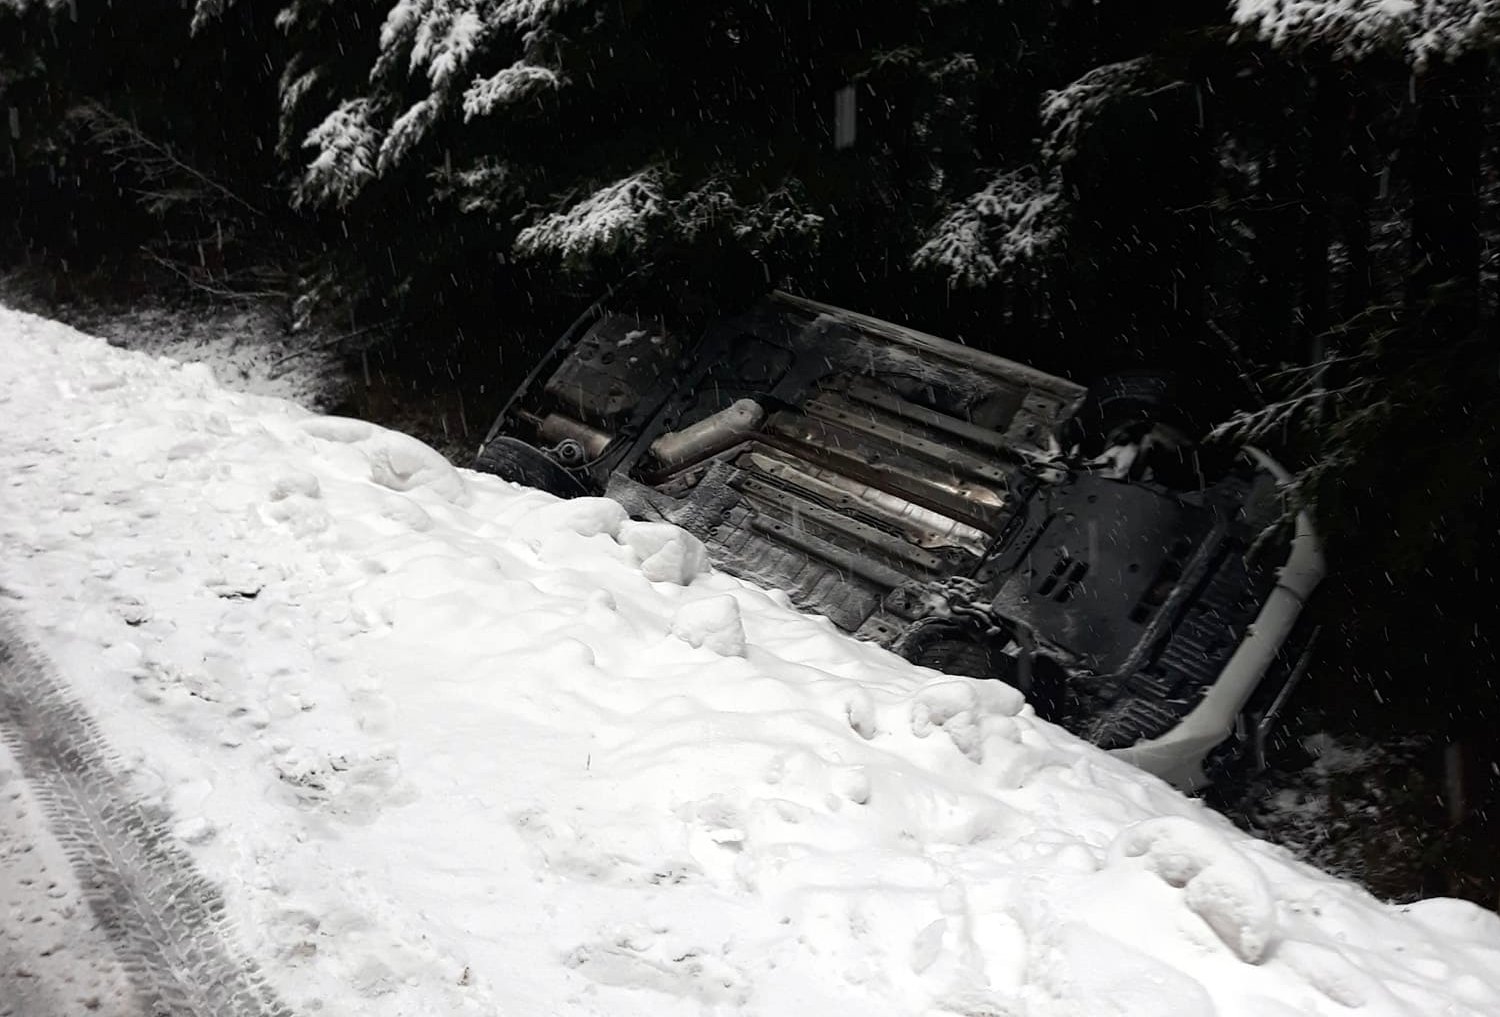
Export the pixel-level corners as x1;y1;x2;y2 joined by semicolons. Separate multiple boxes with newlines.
2;302;1499;1017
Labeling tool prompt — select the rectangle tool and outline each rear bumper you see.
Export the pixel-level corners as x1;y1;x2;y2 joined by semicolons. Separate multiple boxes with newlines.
1108;449;1325;788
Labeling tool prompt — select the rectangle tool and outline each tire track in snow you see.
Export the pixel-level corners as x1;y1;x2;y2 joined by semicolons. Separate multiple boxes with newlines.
0;610;294;1017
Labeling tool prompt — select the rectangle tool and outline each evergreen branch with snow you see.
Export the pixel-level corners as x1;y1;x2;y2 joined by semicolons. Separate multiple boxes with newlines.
913;168;1061;286
1210;357;1379;445
377;97;440;175
513;168;669;266
462;62;560;119
296;99;382;208
1210;298;1492;552
1040;58;1156;167
188;0;238;34
276;61;324;158
1232;0;1500;65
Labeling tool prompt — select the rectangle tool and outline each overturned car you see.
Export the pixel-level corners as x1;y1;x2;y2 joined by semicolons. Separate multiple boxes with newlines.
474;292;1324;788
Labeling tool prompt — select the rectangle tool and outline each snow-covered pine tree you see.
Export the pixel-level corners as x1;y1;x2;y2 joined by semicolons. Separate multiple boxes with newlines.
1206;6;1500;811
1219;0;1499;504
903;3;1233;354
273;0;1086;320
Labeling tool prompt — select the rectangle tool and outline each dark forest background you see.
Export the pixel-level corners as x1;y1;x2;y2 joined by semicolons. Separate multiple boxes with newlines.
2;0;1496;904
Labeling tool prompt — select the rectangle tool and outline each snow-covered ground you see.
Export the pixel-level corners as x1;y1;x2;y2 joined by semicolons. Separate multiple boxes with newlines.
2;302;1499;1017
1231;734;1433;894
0;290;348;410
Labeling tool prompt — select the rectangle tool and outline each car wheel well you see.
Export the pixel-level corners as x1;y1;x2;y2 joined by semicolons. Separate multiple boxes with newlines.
473;437;594;498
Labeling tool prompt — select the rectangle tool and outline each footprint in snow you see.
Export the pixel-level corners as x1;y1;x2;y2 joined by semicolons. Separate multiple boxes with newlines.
510;808;700;887
271;750;415;826
563;930;748;1005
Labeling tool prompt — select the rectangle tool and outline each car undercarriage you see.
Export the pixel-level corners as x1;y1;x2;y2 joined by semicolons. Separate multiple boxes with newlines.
475;292;1325;788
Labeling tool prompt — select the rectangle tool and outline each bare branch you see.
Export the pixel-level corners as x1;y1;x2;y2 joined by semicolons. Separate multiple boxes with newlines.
139;250;287;303
268;322;394;373
68;100;264;219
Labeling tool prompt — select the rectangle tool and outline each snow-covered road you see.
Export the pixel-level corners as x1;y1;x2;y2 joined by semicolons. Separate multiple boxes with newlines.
1;734;143;1017
2;302;1498;1017
0;619;292;1017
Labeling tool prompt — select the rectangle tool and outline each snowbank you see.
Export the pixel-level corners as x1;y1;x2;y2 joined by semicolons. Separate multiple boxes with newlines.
2;302;1497;1017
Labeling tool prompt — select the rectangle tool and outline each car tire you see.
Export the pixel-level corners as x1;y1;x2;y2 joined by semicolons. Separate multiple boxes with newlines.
1071;371;1212;487
1073;371;1195;452
473;437;590;498
907;629;1017;684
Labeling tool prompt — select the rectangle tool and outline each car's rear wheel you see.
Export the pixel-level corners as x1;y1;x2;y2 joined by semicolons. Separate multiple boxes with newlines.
1072;371;1204;486
905;626;1019;686
1075;370;1195;447
473;437;590;498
